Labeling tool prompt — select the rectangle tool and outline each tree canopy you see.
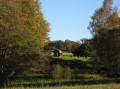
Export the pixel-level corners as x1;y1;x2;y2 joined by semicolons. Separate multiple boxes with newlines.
92;28;120;77
21;0;50;49
44;40;80;52
88;0;120;35
0;0;50;87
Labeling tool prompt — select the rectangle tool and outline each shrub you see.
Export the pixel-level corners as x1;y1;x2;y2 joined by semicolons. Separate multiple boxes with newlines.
64;67;72;80
31;53;51;73
52;64;63;80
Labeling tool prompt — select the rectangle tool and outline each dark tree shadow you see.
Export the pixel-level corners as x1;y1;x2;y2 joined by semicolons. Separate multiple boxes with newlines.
50;57;94;74
10;57;120;88
11;79;120;88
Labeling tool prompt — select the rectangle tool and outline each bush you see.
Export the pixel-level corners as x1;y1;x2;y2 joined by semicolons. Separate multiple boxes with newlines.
93;28;120;77
64;67;72;80
52;64;63;80
31;53;51;73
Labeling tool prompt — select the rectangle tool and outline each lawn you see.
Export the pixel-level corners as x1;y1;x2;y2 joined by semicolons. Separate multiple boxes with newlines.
4;73;120;89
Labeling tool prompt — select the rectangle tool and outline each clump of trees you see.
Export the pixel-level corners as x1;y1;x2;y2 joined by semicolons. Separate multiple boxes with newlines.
0;0;50;87
44;40;81;52
88;0;120;77
72;39;94;57
93;28;120;77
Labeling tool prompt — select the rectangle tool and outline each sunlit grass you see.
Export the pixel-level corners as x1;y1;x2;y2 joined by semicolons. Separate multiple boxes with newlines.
59;57;90;61
63;52;73;56
53;56;91;62
3;84;120;89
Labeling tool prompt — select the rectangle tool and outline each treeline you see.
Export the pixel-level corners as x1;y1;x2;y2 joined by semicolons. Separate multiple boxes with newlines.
44;39;94;58
44;40;81;52
0;0;50;87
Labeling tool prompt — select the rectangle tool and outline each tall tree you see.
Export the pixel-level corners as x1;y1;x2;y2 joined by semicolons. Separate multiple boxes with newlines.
88;0;119;35
21;0;50;49
0;1;39;87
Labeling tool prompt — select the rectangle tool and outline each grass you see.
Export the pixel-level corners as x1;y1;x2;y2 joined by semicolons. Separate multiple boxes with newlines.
2;52;120;89
2;69;120;89
55;56;91;61
6;73;120;88
50;51;73;57
3;84;120;89
51;56;93;73
63;52;73;56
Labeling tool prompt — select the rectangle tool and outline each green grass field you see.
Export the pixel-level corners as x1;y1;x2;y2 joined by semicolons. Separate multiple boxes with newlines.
50;52;73;56
2;52;120;89
3;73;120;89
3;84;120;89
63;52;73;56
55;56;91;61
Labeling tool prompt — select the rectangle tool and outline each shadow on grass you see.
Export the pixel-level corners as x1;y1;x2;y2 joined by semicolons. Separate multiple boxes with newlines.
11;57;119;88
14;74;53;81
12;79;120;87
50;57;94;74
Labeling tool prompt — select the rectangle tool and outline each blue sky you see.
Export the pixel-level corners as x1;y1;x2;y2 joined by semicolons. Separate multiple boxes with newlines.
39;0;120;41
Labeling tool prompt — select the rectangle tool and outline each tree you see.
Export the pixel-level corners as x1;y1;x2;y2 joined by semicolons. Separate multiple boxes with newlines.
0;1;39;87
21;0;50;49
72;44;88;57
107;12;120;28
31;53;51;73
93;28;120;77
64;40;74;52
88;0;119;35
72;39;93;57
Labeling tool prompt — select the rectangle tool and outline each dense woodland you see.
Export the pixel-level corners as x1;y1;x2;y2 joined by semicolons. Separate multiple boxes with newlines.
0;0;120;88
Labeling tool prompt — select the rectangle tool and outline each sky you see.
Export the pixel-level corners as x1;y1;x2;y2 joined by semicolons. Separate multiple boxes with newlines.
39;0;120;42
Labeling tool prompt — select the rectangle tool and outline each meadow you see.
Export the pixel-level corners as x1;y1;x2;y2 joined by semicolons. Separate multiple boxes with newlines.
3;52;120;89
3;84;120;89
3;72;120;89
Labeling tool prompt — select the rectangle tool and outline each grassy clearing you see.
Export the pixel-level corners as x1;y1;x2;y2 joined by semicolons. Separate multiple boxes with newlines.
2;52;119;89
50;52;73;57
3;84;120;89
51;56;93;71
7;73;120;88
56;57;91;61
63;52;73;56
